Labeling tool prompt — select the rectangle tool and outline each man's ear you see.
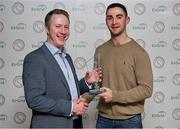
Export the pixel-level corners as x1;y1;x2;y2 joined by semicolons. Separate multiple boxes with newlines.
126;16;130;25
45;26;49;35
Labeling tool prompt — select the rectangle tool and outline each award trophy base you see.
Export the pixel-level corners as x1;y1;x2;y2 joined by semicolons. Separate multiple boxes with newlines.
89;89;106;95
89;80;105;95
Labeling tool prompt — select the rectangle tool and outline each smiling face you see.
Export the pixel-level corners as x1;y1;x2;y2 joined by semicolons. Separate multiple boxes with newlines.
106;7;130;37
45;14;70;49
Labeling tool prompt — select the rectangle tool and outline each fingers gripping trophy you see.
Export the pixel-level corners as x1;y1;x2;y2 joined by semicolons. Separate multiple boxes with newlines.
89;53;105;95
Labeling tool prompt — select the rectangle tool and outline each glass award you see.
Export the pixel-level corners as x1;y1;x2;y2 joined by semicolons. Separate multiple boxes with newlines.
89;53;105;95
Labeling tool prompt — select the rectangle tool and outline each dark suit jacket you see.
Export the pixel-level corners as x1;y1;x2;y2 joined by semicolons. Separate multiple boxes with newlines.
23;44;89;128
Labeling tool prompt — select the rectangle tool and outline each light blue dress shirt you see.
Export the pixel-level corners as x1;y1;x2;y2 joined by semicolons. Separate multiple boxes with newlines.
45;42;78;114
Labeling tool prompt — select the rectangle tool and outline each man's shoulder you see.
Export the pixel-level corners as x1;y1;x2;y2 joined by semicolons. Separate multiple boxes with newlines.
96;40;111;50
130;39;150;59
24;44;46;59
131;39;147;52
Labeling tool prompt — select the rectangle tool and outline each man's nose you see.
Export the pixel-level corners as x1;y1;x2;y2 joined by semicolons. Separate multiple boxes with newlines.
112;18;117;24
61;27;66;33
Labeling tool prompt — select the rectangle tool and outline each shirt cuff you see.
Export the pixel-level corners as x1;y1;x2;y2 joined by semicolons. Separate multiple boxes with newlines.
84;79;92;89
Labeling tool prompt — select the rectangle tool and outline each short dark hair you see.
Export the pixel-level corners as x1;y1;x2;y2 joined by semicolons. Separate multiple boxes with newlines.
45;9;70;28
106;3;128;16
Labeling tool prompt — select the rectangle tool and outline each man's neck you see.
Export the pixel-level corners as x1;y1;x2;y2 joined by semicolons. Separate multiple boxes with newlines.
111;34;131;45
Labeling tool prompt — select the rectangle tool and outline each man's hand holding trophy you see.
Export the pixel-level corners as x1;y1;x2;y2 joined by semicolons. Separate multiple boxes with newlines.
89;53;106;95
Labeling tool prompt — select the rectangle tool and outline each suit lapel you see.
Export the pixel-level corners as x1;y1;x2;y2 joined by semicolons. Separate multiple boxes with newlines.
41;44;71;96
65;54;80;97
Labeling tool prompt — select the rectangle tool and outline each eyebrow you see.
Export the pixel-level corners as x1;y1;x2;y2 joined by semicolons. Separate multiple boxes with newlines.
106;13;124;18
106;14;125;18
55;23;69;26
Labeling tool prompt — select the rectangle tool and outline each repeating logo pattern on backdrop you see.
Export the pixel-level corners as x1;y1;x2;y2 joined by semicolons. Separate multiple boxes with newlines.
94;3;106;15
74;21;86;33
0;0;179;128
153;91;165;104
11;2;24;15
53;2;66;10
12;39;25;52
0;58;5;69
153;56;165;69
33;21;44;33
173;4;180;15
134;3;146;15
0;21;4;32
13;112;26;124
153;21;165;33
13;76;23;88
172;74;180;86
0;94;5;106
0;41;6;48
172;108;180;120
0;4;6;12
74;57;87;69
172;39;180;51
136;39;146;48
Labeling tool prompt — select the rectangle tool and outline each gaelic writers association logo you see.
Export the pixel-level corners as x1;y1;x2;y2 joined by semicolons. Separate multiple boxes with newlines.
153;21;165;33
94;3;106;15
171;93;180;100
53;2;66;10
11;2;24;15
152;41;167;48
173;4;180;16
132;23;148;30
73;41;88;48
0;41;6;48
74;57;87;69
13;76;23;88
172;39;180;51
0;78;7;85
134;3;146;15
0;57;5;69
72;4;88;11
0;4;6;12
152;111;166;118
172;74;180;86
32;41;44;49
94;39;105;48
153;76;166;83
0;114;8;121
0;94;5;106
153;91;165;104
74;21;86;33
11;23;27;30
33;21;44;33
152;5;167;13
12;96;25;103
153;56;165;69
31;4;47;12
14;112;26;124
0;21;4;32
136;39;146;48
93;23;106;30
12;39;25;51
172;108;180;120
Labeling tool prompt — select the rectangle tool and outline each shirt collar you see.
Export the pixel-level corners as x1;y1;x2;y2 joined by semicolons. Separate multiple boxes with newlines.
45;42;67;57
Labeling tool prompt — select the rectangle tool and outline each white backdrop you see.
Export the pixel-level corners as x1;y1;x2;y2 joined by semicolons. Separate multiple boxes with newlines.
0;0;180;128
